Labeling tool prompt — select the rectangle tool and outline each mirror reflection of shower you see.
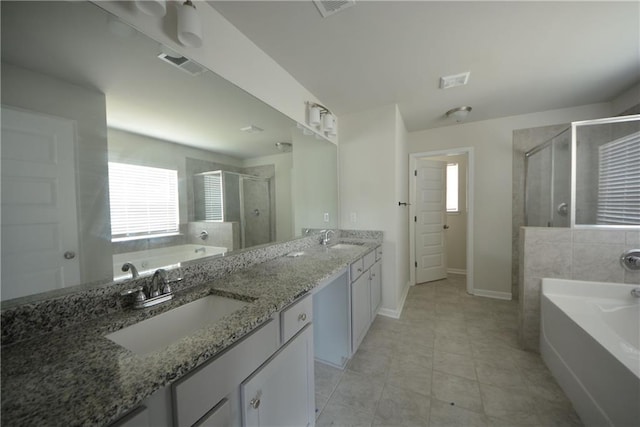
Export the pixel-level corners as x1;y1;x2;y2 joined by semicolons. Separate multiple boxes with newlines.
194;170;273;249
524;127;571;227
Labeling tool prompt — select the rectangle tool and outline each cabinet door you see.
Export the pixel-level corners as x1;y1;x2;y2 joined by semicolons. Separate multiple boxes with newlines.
370;261;382;321
351;273;370;353
241;325;315;427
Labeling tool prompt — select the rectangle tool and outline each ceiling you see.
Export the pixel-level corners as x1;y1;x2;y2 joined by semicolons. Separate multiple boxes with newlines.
1;1;295;159
210;1;640;132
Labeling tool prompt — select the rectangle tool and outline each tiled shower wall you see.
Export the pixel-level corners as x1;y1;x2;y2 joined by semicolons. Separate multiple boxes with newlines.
518;227;640;351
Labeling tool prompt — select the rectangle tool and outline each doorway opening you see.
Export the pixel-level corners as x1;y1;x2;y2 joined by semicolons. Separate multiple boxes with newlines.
409;148;474;295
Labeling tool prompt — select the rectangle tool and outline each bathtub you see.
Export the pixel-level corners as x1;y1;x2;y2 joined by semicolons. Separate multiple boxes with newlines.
540;278;640;427
113;244;227;281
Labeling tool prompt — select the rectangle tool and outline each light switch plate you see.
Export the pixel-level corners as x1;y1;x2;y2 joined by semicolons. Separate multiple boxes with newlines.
323;212;329;222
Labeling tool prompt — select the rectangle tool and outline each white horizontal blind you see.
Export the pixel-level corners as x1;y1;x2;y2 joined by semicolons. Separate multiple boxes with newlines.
597;131;640;225
203;172;224;221
108;162;179;239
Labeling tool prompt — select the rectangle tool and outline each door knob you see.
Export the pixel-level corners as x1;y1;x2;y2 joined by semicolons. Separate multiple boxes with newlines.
64;251;76;260
443;225;450;230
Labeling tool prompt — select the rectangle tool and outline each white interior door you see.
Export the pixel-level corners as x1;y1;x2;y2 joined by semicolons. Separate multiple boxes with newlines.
1;106;80;300
415;158;447;284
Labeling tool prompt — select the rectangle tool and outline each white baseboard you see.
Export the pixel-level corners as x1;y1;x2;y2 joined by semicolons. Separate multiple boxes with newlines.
473;289;512;300
447;268;467;275
378;280;411;319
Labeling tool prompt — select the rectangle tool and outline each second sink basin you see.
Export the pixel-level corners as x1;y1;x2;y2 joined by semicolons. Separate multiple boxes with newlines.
106;295;248;355
329;243;365;250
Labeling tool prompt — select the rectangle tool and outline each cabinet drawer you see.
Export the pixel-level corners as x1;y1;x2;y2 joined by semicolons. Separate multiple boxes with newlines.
281;294;312;344
375;246;383;261
350;258;364;281
194;398;230;427
363;250;376;271
172;319;279;427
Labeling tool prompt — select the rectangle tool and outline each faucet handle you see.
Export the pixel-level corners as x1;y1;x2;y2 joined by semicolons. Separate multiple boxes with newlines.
120;286;143;296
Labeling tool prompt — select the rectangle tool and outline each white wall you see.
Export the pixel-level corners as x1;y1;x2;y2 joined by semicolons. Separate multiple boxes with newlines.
94;1;332;141
408;103;612;296
339;104;409;315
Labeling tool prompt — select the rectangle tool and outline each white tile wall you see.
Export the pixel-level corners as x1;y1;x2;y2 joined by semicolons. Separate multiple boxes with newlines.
519;227;640;351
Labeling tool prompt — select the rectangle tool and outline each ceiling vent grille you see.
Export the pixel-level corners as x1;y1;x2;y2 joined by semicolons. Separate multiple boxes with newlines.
439;72;471;89
313;0;356;18
157;53;205;76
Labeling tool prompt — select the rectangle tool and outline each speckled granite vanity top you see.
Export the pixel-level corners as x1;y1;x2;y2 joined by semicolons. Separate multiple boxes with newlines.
1;237;380;426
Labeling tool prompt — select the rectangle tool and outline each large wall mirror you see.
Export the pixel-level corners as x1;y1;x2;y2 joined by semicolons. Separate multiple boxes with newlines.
1;1;338;304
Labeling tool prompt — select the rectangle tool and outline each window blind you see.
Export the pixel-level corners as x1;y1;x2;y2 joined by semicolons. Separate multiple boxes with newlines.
108;162;179;239
203;172;224;221
597;131;640;225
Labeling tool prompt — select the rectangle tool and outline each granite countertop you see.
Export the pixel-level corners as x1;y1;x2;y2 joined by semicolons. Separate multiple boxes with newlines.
1;240;379;426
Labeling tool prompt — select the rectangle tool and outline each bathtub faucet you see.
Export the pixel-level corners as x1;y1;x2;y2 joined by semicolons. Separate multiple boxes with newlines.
631;287;640;298
121;262;139;279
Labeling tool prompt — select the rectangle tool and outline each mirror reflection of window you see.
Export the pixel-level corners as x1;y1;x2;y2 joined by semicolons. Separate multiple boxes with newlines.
108;162;179;241
203;172;224;221
446;163;459;213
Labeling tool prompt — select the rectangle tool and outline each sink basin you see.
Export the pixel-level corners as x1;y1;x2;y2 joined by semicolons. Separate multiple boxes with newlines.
106;295;248;355
329;243;365;250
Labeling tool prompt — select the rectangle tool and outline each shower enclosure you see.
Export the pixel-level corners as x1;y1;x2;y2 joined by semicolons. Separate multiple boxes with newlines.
194;170;273;249
524;115;640;227
525;127;571;227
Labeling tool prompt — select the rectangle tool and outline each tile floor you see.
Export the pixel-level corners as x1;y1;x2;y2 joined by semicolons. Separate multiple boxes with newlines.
314;274;583;426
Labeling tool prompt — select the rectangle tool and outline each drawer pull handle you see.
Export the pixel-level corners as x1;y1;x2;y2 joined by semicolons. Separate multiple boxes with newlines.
298;313;307;322
250;398;261;409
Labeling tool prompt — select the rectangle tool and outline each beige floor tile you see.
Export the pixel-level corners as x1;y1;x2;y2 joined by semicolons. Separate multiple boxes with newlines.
316;392;330;419
316;400;374;427
347;347;392;382
386;358;432;397
434;335;472;357
431;370;483;412
331;370;385;415
315;361;344;397
479;383;540;425
429;398;488;427
372;384;430;426
475;360;528;390
533;397;584;426
433;351;476;380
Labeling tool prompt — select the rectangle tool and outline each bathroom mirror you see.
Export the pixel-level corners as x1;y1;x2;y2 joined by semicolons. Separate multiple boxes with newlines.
572;115;640;227
1;1;338;303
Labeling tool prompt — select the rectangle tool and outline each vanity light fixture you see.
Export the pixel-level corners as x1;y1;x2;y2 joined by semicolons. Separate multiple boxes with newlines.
445;106;472;122
306;102;338;139
135;0;167;17
177;0;203;48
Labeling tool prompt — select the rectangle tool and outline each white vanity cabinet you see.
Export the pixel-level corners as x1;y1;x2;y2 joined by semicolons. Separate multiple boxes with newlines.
110;294;315;427
241;324;314;427
350;246;382;354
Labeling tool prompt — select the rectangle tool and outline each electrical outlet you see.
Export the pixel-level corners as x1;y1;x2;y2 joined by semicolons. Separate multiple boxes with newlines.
323;212;329;222
350;212;357;223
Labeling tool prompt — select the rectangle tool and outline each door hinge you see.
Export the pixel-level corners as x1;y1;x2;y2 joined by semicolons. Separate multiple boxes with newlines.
414;216;417;222
414;170;417;176
415;261;418;268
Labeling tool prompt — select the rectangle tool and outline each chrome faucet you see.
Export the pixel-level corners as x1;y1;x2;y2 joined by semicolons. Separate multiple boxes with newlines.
121;262;139;279
148;269;169;297
121;268;180;309
631;287;640;298
320;230;335;245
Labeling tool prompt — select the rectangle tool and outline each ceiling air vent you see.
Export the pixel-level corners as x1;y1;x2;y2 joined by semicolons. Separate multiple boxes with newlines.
313;0;356;18
157;52;205;76
439;71;471;89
